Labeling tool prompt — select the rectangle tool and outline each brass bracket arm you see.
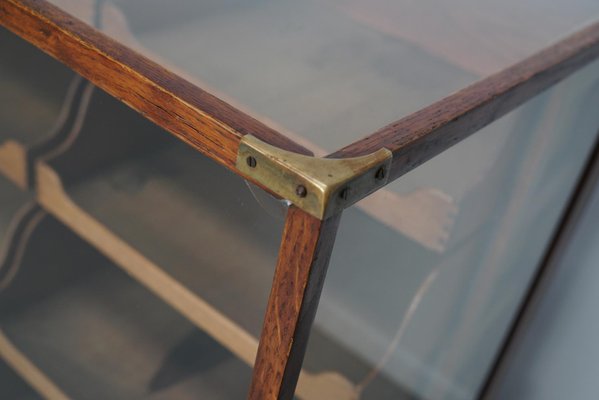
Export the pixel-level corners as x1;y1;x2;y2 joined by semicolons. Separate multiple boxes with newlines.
236;135;392;219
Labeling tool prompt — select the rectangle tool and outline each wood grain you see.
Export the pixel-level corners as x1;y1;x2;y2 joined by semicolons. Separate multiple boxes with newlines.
88;0;455;252
330;21;599;185
32;87;355;400
36;163;356;400
249;206;342;400
0;0;311;174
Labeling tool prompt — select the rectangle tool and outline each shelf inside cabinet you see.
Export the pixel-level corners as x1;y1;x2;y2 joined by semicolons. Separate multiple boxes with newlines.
0;214;253;400
0;27;80;188
35;88;413;399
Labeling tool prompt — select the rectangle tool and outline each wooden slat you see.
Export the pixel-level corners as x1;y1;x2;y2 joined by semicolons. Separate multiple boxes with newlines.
330;21;599;185
331;0;599;77
0;0;311;174
36;163;357;400
30;86;356;400
0;214;252;399
0;330;70;400
249;206;342;400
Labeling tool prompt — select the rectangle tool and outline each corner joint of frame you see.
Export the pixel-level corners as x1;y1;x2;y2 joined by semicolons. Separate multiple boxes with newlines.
236;135;392;220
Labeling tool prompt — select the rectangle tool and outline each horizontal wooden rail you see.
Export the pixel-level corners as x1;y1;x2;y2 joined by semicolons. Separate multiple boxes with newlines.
3;0;599;208
330;21;599;185
0;0;311;175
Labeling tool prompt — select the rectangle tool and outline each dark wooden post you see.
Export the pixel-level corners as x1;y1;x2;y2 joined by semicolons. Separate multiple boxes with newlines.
248;206;342;400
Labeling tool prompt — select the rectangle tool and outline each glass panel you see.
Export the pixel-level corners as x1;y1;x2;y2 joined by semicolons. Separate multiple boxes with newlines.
301;55;599;399
0;27;76;187
48;0;599;153
0;358;41;399
37;86;284;339
0;27;75;145
0;35;290;398
490;151;599;399
0;212;254;399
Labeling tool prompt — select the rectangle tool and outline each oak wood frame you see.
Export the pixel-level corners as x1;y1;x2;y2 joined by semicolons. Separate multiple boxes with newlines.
4;0;599;203
2;1;599;399
249;207;342;400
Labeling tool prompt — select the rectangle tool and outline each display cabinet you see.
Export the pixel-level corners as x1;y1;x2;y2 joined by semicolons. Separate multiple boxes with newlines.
1;1;599;399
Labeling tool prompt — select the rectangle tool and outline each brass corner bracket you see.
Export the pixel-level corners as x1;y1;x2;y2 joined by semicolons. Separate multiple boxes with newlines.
236;135;392;219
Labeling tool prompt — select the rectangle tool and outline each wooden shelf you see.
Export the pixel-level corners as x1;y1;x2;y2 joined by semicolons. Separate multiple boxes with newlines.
0;214;253;400
34;89;412;399
0;27;81;189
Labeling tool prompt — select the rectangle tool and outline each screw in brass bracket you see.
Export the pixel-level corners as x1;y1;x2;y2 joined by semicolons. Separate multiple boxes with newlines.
236;135;392;220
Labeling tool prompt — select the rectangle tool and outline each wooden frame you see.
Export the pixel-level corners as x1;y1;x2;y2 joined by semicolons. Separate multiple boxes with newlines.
249;207;342;400
2;0;599;399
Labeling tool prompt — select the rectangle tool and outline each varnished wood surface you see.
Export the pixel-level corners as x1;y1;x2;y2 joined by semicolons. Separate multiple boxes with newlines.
50;0;597;155
79;0;461;252
249;207;342;400
331;21;599;186
0;0;311;176
36;159;399;399
31;89;414;399
46;1;459;252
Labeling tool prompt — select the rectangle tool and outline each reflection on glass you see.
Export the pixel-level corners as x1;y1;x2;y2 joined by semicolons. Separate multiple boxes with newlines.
0;35;289;398
0;27;76;188
49;0;599;152
304;58;599;399
492;157;599;399
0;212;254;399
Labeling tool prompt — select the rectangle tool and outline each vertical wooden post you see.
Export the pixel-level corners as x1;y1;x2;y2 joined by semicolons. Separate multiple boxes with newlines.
248;206;342;400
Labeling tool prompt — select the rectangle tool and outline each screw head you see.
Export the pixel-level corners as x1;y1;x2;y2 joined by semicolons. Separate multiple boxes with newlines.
296;185;308;198
375;166;386;181
246;156;257;168
339;187;351;200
